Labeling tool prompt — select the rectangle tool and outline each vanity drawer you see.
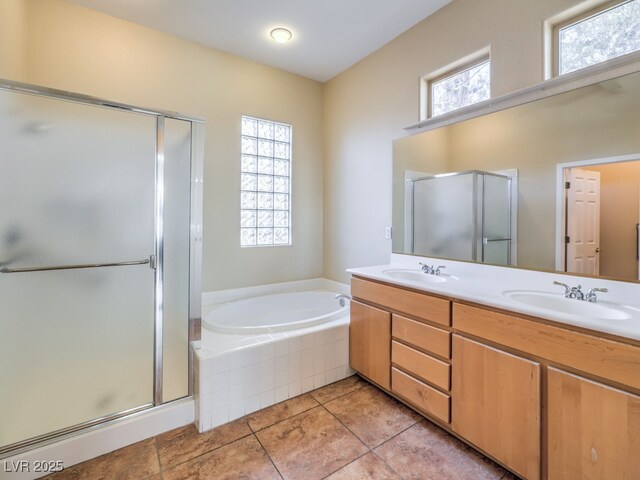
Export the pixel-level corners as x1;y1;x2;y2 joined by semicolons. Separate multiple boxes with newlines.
392;314;451;359
392;341;450;391
352;277;451;327
392;367;450;423
454;303;640;391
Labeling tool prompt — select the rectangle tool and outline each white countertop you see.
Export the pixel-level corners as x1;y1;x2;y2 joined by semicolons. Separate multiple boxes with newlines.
347;254;640;342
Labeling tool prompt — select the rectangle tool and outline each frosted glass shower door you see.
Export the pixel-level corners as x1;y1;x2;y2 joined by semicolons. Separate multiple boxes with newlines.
0;90;156;449
413;175;476;260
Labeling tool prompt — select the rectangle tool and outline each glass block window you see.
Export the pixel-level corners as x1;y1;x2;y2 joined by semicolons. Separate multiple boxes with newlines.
240;115;291;247
430;59;491;118
558;0;640;75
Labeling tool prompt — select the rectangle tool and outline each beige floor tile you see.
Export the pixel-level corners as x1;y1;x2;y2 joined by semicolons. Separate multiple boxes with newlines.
247;393;319;432
374;421;507;480
256;406;368;480
162;435;281;480
325;384;421;448
310;375;367;404
156;419;251;468
324;452;402;480
43;438;159;480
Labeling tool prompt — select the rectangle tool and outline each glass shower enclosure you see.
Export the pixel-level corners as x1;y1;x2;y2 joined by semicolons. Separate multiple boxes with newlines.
411;170;513;265
0;79;204;456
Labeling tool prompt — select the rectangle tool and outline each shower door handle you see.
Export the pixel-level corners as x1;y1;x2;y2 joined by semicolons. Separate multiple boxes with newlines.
483;237;511;244
0;257;151;273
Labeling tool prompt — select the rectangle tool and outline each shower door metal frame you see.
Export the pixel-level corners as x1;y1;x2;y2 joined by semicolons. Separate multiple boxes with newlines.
410;170;512;264
0;78;204;458
479;171;513;265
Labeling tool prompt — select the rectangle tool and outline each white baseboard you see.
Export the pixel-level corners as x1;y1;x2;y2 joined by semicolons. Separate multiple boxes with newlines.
1;399;194;480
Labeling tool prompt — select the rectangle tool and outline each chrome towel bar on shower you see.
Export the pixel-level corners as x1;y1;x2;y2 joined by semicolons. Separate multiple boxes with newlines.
0;258;151;273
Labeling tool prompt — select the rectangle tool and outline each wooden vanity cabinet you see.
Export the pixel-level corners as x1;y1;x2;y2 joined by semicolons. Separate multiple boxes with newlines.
349;275;640;480
547;367;640;480
350;277;453;422
349;300;391;389
452;335;541;480
453;302;640;480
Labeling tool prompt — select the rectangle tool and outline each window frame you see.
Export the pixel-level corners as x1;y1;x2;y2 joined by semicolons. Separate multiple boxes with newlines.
239;115;293;248
552;0;640;77
420;51;491;121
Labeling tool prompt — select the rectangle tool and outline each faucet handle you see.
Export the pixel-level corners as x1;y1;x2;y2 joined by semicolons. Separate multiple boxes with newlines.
588;287;608;294
435;265;446;275
553;281;571;296
586;287;608;302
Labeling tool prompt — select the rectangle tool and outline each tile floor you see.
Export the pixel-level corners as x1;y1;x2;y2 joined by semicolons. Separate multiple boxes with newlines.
45;376;517;480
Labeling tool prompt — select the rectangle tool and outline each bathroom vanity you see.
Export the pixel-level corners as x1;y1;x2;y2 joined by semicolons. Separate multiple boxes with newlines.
347;263;640;480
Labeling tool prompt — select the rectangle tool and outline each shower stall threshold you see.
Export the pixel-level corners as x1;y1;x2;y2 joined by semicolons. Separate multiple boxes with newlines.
0;398;194;480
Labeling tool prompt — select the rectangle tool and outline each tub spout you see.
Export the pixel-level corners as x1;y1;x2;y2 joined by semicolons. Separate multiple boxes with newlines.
335;293;351;307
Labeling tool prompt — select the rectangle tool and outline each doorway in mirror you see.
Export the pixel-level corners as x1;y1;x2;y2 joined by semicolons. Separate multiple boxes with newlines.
559;156;640;281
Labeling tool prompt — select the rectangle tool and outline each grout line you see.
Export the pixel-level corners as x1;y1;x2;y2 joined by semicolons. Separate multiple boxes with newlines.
370;450;405;479
153;436;163;477
319;450;370;479
319;403;370;451
246;375;367;435
158;425;254;471
253;432;286;480
312;377;367;405
247;396;321;434
322;382;420;451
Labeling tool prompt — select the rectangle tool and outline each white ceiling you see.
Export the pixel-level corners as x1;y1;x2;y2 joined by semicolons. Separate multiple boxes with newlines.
65;0;451;82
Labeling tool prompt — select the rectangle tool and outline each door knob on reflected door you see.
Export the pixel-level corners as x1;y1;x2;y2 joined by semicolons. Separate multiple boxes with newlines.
596;247;602;253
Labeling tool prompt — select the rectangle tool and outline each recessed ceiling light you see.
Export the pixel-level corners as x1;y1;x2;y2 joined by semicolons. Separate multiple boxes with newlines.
270;28;293;44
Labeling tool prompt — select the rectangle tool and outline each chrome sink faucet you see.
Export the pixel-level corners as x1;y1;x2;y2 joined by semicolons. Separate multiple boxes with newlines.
419;263;446;276
553;281;608;303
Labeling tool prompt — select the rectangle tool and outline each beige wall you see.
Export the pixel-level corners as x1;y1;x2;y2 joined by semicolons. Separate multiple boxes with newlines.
0;0;27;81
410;76;640;271
323;0;604;283
589;162;640;281
4;0;638;288
4;0;324;291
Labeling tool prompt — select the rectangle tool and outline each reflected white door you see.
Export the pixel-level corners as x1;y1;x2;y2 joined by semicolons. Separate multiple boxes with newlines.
566;168;601;275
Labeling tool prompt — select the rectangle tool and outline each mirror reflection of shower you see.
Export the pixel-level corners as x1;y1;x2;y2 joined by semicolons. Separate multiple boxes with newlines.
404;169;518;266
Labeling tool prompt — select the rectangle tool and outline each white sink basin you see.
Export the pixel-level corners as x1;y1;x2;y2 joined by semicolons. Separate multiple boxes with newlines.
503;290;635;320
382;268;449;284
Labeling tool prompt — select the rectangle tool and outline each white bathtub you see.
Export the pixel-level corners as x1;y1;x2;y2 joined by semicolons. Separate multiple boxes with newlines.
203;291;349;334
194;281;354;432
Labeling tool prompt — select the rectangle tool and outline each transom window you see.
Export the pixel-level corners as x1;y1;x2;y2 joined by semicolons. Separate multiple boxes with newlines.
240;115;291;247
557;0;640;75
429;58;491;118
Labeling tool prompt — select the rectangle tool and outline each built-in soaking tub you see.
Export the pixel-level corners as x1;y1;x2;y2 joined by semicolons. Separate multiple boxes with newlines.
193;282;353;432
204;291;349;334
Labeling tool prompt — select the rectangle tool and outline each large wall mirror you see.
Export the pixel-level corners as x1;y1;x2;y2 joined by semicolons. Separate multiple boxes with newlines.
393;70;640;283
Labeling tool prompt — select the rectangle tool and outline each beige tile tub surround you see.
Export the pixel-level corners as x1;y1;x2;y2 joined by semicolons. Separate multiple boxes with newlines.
194;323;352;431
45;376;513;480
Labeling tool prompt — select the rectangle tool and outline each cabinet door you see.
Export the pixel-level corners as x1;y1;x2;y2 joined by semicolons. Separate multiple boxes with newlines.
548;367;640;480
452;335;541;480
349;300;391;389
